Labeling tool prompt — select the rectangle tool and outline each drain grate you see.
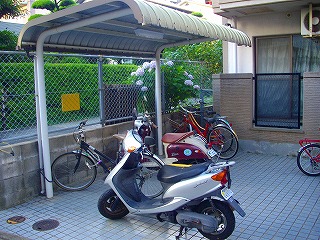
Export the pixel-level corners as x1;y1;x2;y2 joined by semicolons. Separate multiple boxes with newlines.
7;216;26;224
32;219;59;231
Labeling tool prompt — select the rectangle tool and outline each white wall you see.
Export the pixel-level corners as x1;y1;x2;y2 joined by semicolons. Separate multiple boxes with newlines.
223;10;301;73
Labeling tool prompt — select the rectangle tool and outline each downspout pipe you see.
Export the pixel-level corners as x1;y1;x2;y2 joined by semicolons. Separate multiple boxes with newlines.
155;38;213;156
34;8;132;198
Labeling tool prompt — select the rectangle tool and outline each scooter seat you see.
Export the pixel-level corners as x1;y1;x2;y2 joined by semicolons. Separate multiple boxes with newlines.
162;132;194;143
157;162;210;183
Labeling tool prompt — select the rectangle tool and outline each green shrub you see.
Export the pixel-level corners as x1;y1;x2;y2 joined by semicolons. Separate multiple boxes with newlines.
0;62;136;130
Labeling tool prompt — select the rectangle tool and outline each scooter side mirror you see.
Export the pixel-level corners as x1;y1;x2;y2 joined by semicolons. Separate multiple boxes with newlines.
132;108;138;120
144;136;155;146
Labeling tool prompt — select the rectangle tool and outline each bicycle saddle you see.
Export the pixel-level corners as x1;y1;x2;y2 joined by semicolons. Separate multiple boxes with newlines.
161;132;194;143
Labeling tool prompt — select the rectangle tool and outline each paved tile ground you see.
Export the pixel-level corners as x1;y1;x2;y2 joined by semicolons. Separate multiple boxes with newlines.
0;151;319;240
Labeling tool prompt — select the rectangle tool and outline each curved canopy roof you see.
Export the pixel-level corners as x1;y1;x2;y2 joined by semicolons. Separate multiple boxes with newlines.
17;0;251;57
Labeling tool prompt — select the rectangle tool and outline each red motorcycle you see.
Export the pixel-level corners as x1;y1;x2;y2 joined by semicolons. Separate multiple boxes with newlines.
133;110;216;164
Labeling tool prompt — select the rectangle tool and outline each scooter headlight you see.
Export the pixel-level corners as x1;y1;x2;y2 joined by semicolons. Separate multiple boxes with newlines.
127;146;136;153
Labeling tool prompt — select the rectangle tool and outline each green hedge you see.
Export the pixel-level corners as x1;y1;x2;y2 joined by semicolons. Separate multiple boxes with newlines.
0;62;137;130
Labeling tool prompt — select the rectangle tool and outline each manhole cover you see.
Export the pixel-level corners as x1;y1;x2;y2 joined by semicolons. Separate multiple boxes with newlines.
32;219;59;231
7;216;26;224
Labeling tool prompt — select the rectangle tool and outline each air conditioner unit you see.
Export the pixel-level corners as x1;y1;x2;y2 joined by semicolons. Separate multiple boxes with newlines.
301;7;320;36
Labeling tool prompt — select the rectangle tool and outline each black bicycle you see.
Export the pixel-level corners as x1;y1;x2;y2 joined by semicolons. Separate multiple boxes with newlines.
51;120;164;197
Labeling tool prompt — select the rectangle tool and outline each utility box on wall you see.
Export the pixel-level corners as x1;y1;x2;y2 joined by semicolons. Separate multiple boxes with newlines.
61;93;80;112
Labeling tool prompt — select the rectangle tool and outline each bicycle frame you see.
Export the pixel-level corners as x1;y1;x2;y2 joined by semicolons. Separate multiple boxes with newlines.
298;138;320;147
183;112;211;138
298;138;320;163
76;140;115;173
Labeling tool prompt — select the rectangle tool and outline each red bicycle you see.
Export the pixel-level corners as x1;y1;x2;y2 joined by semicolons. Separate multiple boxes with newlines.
168;105;239;159
297;136;320;176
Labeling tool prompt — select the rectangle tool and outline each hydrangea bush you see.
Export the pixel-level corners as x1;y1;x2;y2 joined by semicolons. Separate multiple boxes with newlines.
130;60;200;111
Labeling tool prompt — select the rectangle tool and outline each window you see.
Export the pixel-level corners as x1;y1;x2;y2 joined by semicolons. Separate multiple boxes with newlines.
256;35;320;73
254;35;320;129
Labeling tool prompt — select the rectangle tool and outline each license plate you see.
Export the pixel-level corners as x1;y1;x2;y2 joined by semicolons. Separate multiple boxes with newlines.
221;187;233;200
208;149;217;157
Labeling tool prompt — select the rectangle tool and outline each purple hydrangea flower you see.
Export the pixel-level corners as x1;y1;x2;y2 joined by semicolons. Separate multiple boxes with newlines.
188;74;194;80
165;61;174;66
193;84;200;90
136;67;145;76
149;61;156;69
141;86;148;92
142;62;150;69
184;80;193;86
136;80;143;86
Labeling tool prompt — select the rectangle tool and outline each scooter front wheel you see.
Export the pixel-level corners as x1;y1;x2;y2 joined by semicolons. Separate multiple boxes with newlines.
196;200;235;240
98;189;129;220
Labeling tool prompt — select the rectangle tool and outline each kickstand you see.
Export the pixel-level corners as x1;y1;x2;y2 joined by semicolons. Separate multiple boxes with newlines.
175;226;189;240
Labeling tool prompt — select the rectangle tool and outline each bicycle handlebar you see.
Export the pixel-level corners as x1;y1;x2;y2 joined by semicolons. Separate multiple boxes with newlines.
179;105;197;114
74;119;88;143
78;119;88;129
179;105;217;116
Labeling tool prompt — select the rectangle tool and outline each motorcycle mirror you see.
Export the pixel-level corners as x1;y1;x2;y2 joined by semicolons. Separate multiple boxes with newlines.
132;108;138;120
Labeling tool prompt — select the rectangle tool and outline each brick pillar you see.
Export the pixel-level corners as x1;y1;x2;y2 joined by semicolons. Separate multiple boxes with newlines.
302;72;320;139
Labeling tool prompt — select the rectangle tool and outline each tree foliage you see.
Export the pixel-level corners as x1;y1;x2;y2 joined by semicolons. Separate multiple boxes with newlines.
162;40;223;73
0;30;18;50
0;0;24;19
29;0;77;20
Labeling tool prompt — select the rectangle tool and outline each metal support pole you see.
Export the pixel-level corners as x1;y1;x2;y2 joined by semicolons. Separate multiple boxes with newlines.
35;37;53;198
98;56;105;125
34;55;46;195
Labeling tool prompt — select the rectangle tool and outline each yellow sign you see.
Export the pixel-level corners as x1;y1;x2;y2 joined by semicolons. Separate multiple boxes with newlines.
61;93;80;112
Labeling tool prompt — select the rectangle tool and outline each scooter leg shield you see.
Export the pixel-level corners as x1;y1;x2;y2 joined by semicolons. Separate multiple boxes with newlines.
113;168;142;202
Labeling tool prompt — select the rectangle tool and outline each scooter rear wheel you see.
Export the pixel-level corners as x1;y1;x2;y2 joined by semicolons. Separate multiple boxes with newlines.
98;189;129;220
196;200;235;240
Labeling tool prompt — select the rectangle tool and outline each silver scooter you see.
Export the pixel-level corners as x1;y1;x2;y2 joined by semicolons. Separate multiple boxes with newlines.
98;137;245;240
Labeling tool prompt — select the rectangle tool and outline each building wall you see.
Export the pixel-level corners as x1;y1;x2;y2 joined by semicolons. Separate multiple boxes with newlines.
223;10;301;73
213;72;320;155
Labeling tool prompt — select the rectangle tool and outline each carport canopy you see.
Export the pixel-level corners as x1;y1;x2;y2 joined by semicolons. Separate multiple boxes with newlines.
17;0;251;198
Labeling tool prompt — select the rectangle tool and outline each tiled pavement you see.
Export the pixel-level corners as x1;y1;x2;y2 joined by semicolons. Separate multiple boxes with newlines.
0;151;319;240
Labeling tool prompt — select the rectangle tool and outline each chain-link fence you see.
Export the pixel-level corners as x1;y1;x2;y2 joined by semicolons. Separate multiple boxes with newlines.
0;51;213;143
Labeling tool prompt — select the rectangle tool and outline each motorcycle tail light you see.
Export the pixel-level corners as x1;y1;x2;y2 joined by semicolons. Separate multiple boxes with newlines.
211;169;228;185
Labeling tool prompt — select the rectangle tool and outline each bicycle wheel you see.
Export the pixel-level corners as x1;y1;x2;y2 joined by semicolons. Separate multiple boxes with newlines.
207;125;239;160
51;152;97;191
297;143;320;176
136;155;164;198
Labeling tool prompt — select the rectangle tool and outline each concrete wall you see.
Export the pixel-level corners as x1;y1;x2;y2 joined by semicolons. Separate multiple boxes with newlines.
0;121;131;210
213;72;320;156
0;113;179;210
